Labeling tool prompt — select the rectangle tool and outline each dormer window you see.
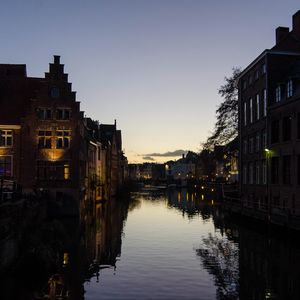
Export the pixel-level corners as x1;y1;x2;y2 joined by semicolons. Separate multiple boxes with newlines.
51;87;60;98
287;79;293;98
275;86;281;102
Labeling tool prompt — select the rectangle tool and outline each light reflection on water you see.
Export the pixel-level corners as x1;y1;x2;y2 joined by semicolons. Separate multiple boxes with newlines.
1;188;300;300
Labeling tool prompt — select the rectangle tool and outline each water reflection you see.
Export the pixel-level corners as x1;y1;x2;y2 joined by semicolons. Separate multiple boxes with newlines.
0;189;300;299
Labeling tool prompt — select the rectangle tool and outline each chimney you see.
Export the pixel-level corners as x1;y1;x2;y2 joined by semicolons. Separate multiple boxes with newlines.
54;55;60;64
276;27;289;44
292;10;300;36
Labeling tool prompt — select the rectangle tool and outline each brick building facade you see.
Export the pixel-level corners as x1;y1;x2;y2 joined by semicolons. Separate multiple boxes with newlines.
239;11;300;227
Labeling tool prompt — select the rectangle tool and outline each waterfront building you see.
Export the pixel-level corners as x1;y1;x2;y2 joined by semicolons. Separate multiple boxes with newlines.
238;11;300;226
0;56;127;215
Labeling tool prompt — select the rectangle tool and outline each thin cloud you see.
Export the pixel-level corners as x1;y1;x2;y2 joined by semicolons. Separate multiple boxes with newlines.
144;150;187;157
142;156;155;161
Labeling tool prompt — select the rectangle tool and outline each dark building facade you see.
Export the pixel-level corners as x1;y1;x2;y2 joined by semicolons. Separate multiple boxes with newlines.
0;56;127;216
239;11;300;228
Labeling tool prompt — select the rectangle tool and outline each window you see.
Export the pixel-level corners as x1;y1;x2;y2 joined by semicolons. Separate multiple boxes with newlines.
262;64;266;74
282;155;291;184
243;165;247;184
282;116;292;141
262;129;267;149
243;138;248;154
37;160;70;180
64;164;70;179
243;102;247;126
255;70;259;80
250;98;253;123
50;87;60;98
56;109;71;120
56;130;70;149
298;155;300;185
249;137;254;153
287;80;293;98
256;94;260;120
249;75;253;85
271;157;279;184
271;120;279;144
38;131;52;148
262;160;267;184
37;108;52;120
263;89;267;117
297;113;300;139
275;86;281;102
0;130;13;147
256;133;260;152
255;162;260;184
0;156;12;177
243;80;247;90
249;162;254;184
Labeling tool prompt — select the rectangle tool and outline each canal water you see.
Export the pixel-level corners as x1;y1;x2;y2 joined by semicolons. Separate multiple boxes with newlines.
1;188;300;299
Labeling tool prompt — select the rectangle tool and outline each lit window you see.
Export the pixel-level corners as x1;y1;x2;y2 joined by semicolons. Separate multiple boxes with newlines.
56;130;71;148
0;130;13;147
37;108;52;120
56;109;71;120
37;160;70;180
0;156;12;177
64;164;70;179
38;131;52;148
275;86;281;102
287;80;293;98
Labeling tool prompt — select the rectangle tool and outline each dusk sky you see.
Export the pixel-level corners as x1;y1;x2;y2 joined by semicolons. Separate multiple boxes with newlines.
1;1;299;163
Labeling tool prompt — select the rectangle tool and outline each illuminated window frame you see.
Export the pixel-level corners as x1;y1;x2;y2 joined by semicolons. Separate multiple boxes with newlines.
0;130;13;147
56;130;71;149
38;130;52;149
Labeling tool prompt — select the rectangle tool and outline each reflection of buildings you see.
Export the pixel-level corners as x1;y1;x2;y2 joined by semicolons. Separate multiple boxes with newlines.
196;211;300;300
238;226;300;299
167;188;216;220
94;197;128;267
238;11;300;227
